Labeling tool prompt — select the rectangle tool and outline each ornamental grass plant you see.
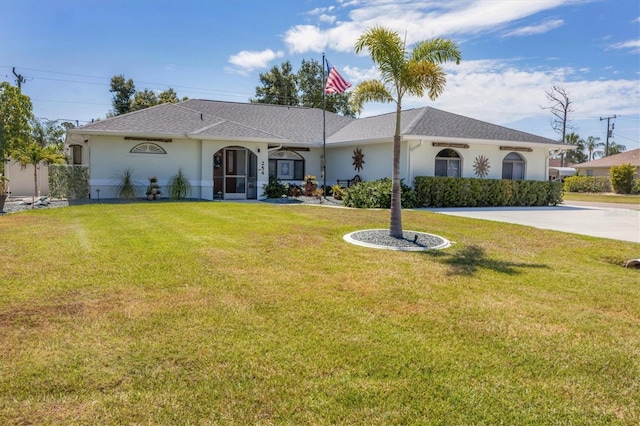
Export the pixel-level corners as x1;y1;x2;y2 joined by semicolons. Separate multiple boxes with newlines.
0;203;638;424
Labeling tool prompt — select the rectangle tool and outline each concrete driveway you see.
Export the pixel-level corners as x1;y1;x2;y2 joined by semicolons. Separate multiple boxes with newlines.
421;202;639;243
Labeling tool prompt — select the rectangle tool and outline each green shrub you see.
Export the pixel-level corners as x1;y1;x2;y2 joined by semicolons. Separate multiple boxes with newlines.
331;184;345;200
632;179;640;195
609;164;637;194
262;176;288;198
115;168;137;199
342;178;419;209
168;169;191;199
49;165;90;199
414;176;562;207
563;176;611;193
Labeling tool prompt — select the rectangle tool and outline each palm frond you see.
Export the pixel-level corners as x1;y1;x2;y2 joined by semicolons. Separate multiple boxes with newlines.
349;80;394;114
412;38;462;65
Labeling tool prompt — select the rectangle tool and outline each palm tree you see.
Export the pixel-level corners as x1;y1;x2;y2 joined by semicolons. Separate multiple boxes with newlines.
607;141;627;156
564;132;587;165
585;136;604;161
12;142;65;207
350;26;461;238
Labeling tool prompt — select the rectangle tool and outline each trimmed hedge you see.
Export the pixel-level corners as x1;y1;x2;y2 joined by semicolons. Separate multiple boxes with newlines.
49;165;90;200
563;176;611;193
342;178;419;208
414;176;563;207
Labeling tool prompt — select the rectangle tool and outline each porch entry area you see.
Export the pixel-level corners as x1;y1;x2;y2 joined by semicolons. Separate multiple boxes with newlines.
213;147;258;200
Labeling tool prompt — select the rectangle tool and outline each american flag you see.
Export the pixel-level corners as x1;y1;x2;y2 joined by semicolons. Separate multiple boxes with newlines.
324;59;351;94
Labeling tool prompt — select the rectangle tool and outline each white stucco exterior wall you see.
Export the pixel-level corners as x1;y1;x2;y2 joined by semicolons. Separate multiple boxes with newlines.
87;136;272;200
407;140;552;183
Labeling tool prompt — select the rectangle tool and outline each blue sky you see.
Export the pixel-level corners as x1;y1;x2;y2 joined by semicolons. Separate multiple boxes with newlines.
1;0;638;149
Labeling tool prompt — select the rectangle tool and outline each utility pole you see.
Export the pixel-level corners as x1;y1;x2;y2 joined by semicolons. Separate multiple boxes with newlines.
12;67;26;90
599;115;616;157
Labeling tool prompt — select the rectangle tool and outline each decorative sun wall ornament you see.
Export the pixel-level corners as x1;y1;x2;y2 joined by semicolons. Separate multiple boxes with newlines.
352;147;365;172
473;155;490;178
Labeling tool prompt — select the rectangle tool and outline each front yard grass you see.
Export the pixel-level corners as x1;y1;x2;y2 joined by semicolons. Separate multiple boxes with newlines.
1;202;638;424
563;192;640;205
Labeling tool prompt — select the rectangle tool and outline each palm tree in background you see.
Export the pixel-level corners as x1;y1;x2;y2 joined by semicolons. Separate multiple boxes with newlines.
606;141;627;156
564;132;587;165
585;136;604;161
350;26;461;238
12;142;65;207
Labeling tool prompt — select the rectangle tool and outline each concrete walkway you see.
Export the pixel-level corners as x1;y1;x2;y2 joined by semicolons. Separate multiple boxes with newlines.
421;202;640;243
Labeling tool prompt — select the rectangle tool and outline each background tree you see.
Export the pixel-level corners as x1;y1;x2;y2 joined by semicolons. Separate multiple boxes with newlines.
297;59;355;117
251;61;299;106
158;88;184;104
109;76;186;116
30;119;66;148
130;89;159;112
564;132;587;164
109;75;136;116
585;136;604;161
0;82;33;174
350;26;461;238
542;85;574;166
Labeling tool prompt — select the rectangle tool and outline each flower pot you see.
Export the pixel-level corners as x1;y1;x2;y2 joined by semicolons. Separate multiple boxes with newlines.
304;183;317;196
0;195;6;212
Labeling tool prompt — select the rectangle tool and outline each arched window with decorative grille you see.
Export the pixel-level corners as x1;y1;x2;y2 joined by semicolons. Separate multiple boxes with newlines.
130;143;167;154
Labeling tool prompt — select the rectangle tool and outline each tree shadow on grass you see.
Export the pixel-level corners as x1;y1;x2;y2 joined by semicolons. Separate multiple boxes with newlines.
423;245;549;276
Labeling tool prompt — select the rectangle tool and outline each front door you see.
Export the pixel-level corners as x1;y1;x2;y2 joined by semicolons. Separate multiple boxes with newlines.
213;147;257;200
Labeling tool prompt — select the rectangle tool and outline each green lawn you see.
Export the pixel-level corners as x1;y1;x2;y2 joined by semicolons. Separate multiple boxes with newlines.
563;192;640;205
1;202;638;425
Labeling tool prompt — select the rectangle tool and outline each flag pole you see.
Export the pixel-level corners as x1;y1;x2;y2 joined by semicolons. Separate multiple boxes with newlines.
322;52;327;198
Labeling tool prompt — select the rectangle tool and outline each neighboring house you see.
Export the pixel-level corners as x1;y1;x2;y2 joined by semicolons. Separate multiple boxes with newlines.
573;148;640;177
66;99;568;200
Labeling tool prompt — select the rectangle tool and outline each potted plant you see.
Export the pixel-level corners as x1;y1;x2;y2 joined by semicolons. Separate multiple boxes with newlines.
0;175;9;212
146;176;161;200
331;184;345;200
302;175;318;196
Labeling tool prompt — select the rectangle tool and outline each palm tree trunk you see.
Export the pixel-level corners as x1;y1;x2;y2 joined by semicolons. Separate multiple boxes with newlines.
32;164;38;208
390;102;403;238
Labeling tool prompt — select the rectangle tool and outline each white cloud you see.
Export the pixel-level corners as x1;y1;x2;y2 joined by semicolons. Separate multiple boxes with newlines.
502;18;564;37
319;14;337;24
285;0;578;53
351;58;639;142
610;39;640;53
227;49;284;74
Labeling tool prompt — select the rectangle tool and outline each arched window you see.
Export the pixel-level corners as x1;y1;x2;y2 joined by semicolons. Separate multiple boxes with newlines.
502;152;525;180
130;143;167;154
269;150;305;180
435;149;461;177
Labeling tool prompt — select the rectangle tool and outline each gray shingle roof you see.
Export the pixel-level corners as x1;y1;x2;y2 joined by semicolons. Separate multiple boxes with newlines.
328;107;559;145
74;100;558;146
77;99;354;143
